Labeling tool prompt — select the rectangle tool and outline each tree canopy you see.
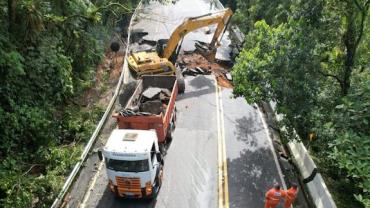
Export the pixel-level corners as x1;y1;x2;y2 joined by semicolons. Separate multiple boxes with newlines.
231;0;370;207
0;0;138;207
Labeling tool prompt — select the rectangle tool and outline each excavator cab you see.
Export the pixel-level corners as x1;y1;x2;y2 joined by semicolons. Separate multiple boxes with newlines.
156;39;168;57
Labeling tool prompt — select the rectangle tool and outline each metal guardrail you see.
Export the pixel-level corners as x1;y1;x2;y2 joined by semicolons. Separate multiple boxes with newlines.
50;1;143;207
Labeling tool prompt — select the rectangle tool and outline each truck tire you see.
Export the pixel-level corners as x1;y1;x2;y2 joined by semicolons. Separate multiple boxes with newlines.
172;109;177;129
177;77;185;94
175;67;185;94
148;166;163;200
156;166;163;188
166;130;173;143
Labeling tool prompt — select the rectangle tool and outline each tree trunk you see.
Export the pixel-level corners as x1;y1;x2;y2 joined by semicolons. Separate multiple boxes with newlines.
342;1;369;96
343;14;356;96
7;0;17;34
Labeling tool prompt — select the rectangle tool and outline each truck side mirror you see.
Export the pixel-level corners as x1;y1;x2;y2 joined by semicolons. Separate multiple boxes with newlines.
156;152;162;161
98;150;103;161
156;152;163;165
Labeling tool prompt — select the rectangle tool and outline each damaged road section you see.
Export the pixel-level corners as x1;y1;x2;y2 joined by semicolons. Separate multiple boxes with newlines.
177;53;233;88
124;0;240;87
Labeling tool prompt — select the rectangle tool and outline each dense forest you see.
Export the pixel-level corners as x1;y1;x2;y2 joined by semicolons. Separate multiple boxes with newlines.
225;0;369;207
0;0;139;207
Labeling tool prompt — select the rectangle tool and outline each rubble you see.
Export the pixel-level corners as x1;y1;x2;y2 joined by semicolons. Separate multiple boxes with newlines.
142;87;162;99
176;53;234;88
140;100;163;114
225;72;232;81
120;87;171;117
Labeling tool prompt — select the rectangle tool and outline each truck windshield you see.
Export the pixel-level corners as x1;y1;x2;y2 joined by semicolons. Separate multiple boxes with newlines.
107;159;149;172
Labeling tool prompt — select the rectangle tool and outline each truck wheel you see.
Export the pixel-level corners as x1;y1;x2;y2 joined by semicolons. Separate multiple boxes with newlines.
166;130;172;144
146;166;163;200
156;166;163;188
175;68;185;94
172;107;177;128
177;77;185;94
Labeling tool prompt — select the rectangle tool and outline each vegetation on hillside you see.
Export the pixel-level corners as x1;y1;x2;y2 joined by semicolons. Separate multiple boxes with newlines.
0;0;139;207
229;0;369;207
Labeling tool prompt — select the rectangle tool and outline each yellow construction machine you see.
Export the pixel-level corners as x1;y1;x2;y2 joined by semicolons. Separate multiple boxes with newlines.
127;8;233;93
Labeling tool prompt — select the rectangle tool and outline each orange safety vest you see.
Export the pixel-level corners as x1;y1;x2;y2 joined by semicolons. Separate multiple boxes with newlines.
285;187;298;201
266;188;286;204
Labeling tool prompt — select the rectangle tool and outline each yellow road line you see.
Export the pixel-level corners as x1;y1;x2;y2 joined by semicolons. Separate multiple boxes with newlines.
215;79;229;208
219;86;229;207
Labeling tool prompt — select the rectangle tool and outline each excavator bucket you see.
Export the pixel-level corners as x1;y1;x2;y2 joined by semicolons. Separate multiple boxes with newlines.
194;41;217;62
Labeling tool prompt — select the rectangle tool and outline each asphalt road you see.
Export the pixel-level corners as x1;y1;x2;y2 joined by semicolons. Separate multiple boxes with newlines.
81;75;218;208
79;75;286;208
221;89;286;208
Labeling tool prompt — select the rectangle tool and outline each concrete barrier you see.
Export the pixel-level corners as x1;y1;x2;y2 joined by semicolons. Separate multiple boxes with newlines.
266;101;336;208
288;140;337;208
288;141;316;179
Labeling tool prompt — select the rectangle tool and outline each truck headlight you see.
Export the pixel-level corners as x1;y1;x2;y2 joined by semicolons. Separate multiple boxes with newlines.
145;181;152;195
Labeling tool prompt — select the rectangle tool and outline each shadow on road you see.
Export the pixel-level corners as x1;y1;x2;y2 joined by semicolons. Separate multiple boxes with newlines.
226;112;285;208
177;76;215;101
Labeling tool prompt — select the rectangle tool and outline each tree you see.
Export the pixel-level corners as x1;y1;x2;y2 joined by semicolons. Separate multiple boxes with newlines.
0;0;139;207
232;0;370;206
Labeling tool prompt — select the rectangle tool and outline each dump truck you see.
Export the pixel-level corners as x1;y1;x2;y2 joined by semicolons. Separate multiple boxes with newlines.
98;75;177;199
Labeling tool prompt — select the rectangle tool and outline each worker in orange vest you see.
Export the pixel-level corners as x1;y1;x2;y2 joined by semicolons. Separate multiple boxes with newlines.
265;183;286;208
284;183;299;208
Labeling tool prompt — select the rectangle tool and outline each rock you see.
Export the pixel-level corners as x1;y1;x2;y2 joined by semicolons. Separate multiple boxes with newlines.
225;73;232;81
195;67;205;74
140;100;163;114
160;89;172;97
142;87;162;100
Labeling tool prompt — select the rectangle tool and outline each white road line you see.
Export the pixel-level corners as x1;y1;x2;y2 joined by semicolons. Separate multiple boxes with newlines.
79;161;104;208
257;106;287;189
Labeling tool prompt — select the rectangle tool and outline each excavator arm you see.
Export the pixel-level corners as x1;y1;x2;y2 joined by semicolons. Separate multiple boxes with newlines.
162;8;233;59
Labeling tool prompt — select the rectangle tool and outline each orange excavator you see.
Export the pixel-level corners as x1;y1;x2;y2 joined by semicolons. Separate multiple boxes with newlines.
127;8;233;93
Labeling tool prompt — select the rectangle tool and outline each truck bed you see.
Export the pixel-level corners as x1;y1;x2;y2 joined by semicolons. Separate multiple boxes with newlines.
113;76;178;143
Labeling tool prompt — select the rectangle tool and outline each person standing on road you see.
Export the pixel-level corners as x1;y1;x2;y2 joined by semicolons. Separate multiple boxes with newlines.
284;183;299;208
265;183;286;208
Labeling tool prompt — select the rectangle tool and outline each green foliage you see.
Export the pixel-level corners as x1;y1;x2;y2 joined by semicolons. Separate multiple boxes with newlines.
0;0;138;207
232;0;290;33
232;0;370;206
233;19;320;137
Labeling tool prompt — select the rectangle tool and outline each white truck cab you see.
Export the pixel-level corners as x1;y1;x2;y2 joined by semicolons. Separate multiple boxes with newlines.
98;129;164;198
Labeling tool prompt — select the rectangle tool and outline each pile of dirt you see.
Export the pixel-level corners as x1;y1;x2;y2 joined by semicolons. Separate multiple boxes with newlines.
177;53;233;88
80;49;125;107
